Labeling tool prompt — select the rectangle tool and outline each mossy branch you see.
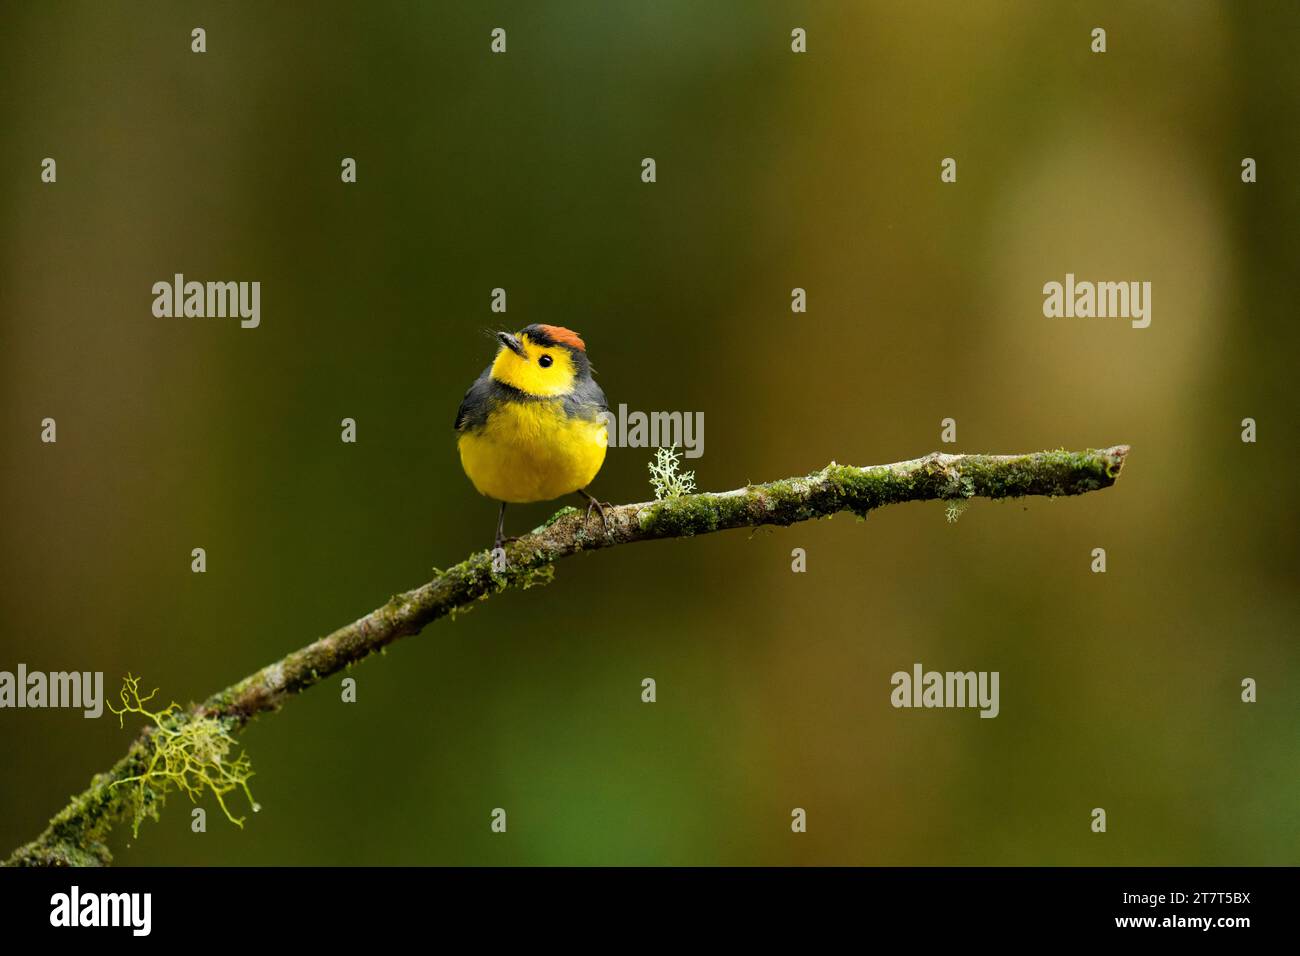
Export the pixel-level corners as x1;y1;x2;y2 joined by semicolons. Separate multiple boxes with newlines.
4;445;1129;866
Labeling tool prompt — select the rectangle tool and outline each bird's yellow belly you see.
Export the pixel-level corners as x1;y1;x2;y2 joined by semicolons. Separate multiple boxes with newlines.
458;400;607;504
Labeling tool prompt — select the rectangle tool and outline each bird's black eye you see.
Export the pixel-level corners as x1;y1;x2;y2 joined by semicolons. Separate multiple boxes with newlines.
538;354;553;368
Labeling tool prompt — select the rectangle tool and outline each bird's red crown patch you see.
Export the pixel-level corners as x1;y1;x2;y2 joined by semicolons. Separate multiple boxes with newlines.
534;324;586;352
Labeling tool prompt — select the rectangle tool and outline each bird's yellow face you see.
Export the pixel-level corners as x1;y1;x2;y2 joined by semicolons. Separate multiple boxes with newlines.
490;330;580;397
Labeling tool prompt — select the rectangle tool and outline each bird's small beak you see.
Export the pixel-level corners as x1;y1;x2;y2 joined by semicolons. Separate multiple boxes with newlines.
497;331;526;357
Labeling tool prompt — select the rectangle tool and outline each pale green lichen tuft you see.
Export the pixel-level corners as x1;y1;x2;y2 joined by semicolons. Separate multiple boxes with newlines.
648;446;696;500
107;675;258;838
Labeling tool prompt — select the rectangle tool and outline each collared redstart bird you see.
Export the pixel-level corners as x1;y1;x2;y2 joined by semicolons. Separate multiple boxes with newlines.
455;324;610;550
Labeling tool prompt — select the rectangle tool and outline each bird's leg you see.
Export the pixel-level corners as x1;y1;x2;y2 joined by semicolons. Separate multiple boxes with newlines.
577;488;612;530
493;501;511;552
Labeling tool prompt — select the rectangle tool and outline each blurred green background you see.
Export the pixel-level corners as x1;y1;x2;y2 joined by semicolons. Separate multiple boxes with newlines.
2;1;1296;865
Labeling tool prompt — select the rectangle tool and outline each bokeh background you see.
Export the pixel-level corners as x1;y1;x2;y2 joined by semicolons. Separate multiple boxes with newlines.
2;1;1296;865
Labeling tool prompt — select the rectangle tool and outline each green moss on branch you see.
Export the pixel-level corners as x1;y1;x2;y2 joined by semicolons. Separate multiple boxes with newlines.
5;444;1128;867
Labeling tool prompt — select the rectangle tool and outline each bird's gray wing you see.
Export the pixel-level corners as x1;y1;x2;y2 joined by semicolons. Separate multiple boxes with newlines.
564;376;609;421
454;367;495;431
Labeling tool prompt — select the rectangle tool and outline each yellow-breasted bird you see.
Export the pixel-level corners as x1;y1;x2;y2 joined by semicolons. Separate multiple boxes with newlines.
455;324;610;550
